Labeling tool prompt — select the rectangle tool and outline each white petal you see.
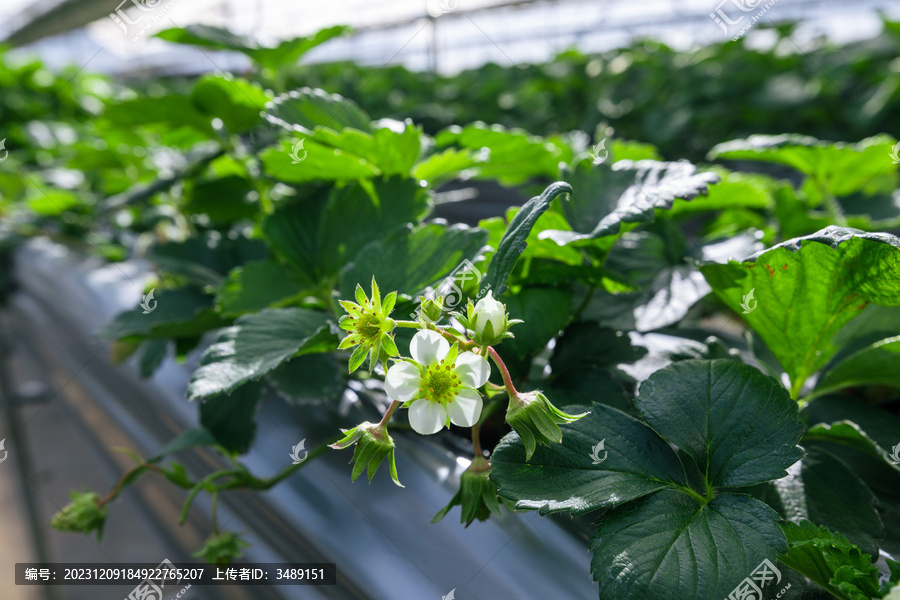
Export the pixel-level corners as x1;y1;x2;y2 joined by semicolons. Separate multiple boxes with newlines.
409;329;449;365
447;388;483;427
454;352;490;388
408;399;447;435
385;362;421;402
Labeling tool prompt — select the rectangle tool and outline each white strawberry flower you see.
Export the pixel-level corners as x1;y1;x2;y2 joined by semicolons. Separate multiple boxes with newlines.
385;330;490;435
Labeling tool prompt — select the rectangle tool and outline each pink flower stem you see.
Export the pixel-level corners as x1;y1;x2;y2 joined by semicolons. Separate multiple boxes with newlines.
487;346;519;399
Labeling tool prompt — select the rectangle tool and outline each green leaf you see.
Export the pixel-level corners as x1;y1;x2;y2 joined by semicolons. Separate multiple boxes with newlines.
778;521;882;600
139;339;168;377
490;403;690;516
308;119;422;176
709;134;898;197
263;177;430;283
190;75;269;133
590;491;786;600
199;381;263;455
156;25;350;69
803;421;900;474
268;354;345;406
583;222;760;332
103;95;214;135
216;260;314;317
186;308;337;400
815;335;900;396
802;396;900;555
759;447;883;556
264;87;371;134
540;159;720;246
499;287;572;361
261;137;379;183
150;428;218;461
185;175;259;223
339;222;487;300
701;226;900;397
413;147;486;187
435;122;565;185
479;181;572;298
147;234;267;287
671;171;775;216
102;288;227;341
636;359;805;487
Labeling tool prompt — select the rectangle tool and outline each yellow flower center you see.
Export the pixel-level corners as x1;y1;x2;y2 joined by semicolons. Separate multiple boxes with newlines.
420;361;460;404
357;312;382;340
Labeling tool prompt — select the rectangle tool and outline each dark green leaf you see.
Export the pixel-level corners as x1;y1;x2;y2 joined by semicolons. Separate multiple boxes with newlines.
759;447;883;556
590;491;785;600
186;308;337;400
637;359;805;487
491;403;689;516
339;222;487;300
150;428;218;461
499;287;572;361
540;159;719;245
200;381;263;455
479;182;572;297
216;260;313;317
268;354;345;406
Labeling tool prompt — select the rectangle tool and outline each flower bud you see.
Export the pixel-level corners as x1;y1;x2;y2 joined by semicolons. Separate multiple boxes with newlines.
192;530;250;565
331;421;402;487
431;456;500;527
417;296;445;324
459;291;521;346
506;391;588;460
51;490;108;540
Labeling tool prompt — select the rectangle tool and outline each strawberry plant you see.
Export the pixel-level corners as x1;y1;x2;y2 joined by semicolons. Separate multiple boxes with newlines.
1;22;898;600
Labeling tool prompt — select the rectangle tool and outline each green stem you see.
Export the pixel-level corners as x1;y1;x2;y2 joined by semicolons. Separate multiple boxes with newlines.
180;470;240;524
679;485;709;505
394;320;421;328
247;436;340;490
487;346;519;399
